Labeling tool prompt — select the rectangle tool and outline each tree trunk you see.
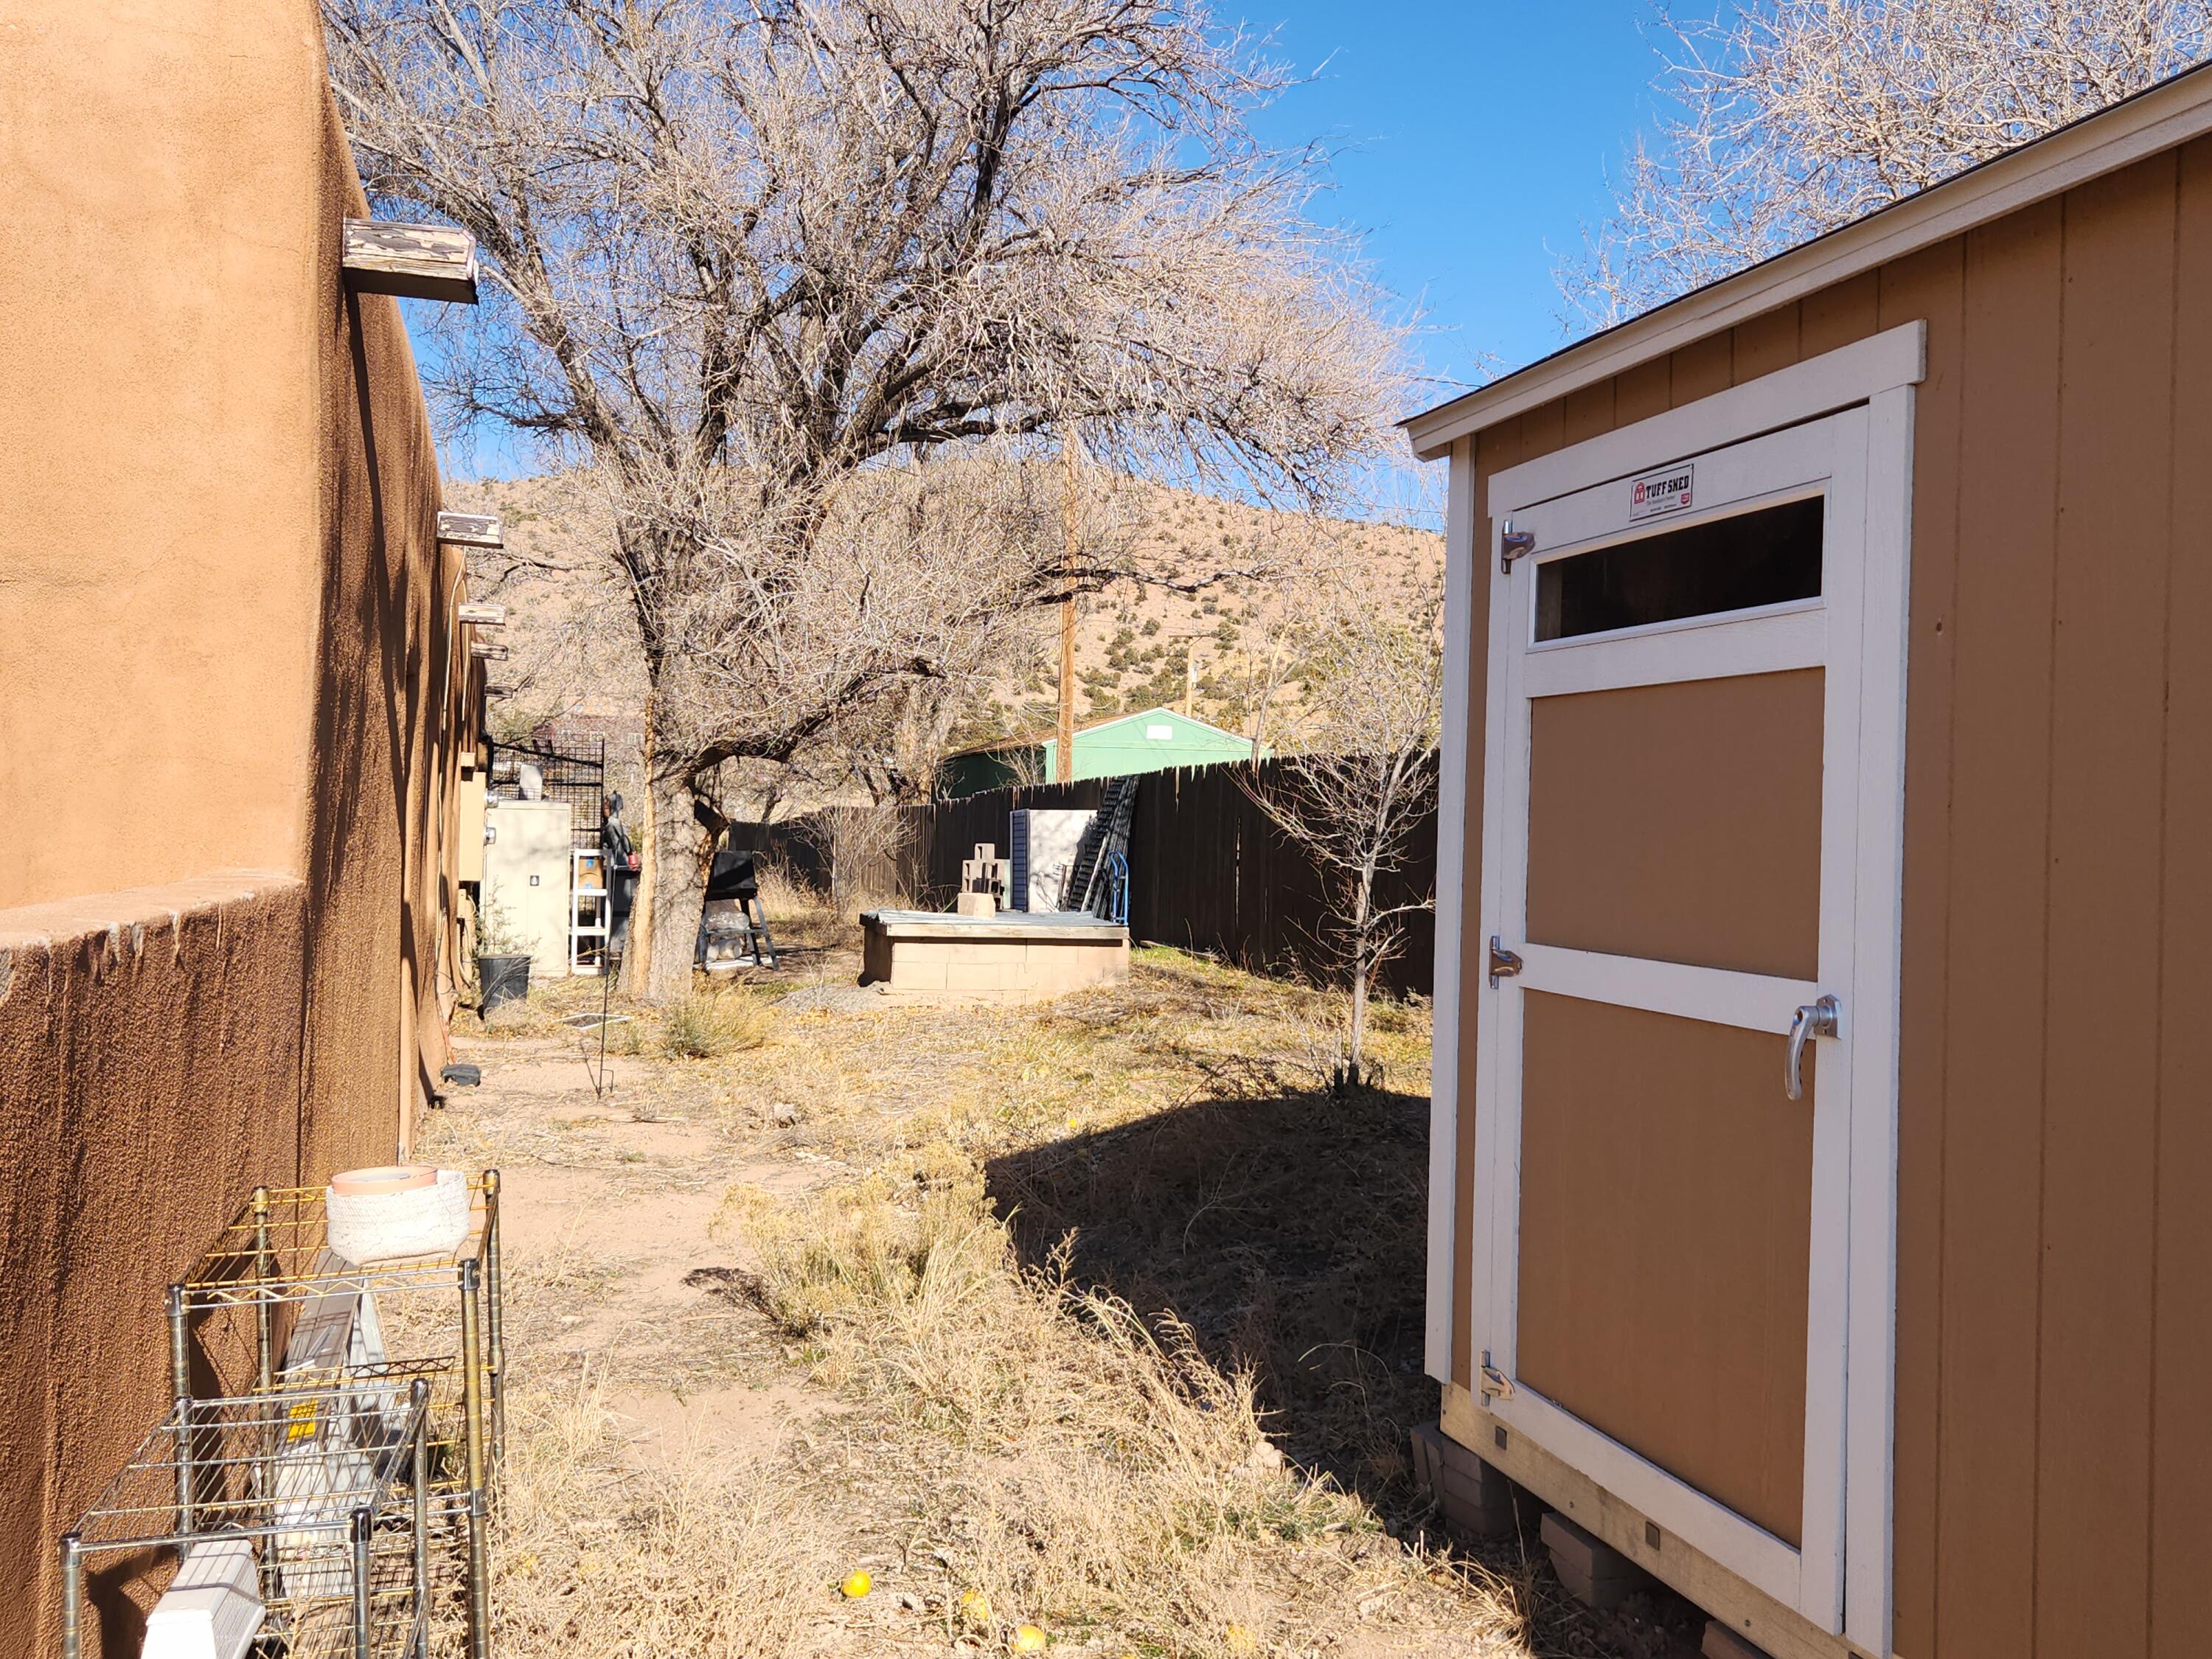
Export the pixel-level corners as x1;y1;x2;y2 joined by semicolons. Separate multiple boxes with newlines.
1344;860;1378;1088
1346;943;1369;1088
633;764;713;1001
622;703;714;1003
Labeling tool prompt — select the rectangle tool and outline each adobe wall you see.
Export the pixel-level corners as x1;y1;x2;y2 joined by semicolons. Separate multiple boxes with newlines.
0;2;466;1651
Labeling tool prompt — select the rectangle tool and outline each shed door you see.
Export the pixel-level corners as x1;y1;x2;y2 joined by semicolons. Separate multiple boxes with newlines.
1473;407;1904;1634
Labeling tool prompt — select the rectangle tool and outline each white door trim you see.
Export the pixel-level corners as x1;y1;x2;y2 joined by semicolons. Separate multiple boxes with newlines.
1843;382;1915;1656
1467;356;1915;1653
1425;435;1478;1380
1515;944;1820;1036
1480;321;1926;509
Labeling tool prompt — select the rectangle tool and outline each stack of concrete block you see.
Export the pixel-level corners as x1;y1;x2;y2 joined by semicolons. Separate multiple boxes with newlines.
1408;1422;1528;1537
1701;1621;1775;1659
1540;1511;1655;1611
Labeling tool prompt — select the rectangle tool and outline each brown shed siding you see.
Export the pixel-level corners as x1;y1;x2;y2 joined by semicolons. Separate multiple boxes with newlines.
2152;139;2212;1659
1448;139;2212;1658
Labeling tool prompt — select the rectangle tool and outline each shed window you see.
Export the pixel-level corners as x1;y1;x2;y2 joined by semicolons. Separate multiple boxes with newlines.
1535;495;1823;643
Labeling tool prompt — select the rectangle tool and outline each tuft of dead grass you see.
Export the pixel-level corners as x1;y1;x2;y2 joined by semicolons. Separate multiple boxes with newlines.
659;990;773;1058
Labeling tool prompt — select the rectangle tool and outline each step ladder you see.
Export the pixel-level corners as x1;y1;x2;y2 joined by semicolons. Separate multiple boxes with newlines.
570;848;611;975
1068;777;1136;918
733;892;779;969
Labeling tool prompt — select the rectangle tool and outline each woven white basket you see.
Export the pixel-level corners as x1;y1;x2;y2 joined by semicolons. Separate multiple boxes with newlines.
325;1168;470;1265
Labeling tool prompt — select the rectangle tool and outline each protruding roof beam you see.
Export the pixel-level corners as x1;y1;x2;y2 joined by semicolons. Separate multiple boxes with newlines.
470;642;510;661
343;218;479;305
455;603;507;627
435;512;503;549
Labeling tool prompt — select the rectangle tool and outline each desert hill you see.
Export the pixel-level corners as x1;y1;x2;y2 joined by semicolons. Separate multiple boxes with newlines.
444;471;1443;793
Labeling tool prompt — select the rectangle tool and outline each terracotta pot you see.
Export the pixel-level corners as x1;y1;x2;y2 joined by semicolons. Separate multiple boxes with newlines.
330;1164;437;1197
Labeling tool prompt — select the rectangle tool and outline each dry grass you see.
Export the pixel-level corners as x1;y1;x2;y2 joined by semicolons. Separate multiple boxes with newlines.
495;1380;824;1658
434;886;1676;1658
731;1176;1531;1657
487;1251;832;1659
659;989;774;1058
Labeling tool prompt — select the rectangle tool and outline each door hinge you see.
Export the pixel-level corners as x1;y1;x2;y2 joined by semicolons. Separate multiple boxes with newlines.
1478;1351;1515;1401
1500;520;1536;575
1488;936;1523;990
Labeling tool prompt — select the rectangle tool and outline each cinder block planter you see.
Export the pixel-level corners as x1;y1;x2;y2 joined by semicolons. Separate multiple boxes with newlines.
859;910;1129;1005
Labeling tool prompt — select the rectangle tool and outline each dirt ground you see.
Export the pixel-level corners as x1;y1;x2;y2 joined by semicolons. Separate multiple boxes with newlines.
422;922;1709;1659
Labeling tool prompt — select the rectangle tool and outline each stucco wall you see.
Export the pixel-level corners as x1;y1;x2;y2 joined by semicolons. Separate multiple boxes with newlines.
0;3;468;1651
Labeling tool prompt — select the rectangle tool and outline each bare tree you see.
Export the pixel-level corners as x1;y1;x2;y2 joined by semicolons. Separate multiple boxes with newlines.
1562;0;2212;327
323;0;1405;997
1242;574;1441;1091
804;801;914;914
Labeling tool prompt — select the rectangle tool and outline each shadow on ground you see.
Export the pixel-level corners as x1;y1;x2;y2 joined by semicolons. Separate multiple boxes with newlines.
986;1080;1711;1659
987;1082;1433;1504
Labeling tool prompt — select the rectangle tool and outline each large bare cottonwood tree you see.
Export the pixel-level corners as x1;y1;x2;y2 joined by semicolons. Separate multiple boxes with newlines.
324;0;1404;996
1562;0;2212;327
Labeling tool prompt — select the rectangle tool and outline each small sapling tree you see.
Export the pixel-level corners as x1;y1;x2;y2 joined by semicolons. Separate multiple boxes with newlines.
1244;577;1442;1091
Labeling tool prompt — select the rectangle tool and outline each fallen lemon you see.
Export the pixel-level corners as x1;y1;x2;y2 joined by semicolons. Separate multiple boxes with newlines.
959;1589;992;1625
841;1570;872;1599
1009;1625;1047;1653
1224;1624;1259;1655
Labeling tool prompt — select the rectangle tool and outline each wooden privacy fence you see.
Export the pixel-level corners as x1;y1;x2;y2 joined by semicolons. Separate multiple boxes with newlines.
749;759;1439;998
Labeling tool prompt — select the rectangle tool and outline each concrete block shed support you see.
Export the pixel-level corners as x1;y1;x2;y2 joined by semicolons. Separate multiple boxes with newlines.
1408;1421;1531;1537
1705;1621;1778;1659
1542;1509;1654;1613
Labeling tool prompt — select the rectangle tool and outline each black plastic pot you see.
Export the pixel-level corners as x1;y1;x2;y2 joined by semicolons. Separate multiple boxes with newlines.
478;954;532;1014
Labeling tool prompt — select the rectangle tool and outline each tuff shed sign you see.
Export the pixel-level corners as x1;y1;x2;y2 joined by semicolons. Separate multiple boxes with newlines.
1630;463;1694;521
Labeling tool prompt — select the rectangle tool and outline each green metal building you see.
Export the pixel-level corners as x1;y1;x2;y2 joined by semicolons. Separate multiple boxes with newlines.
938;706;1258;797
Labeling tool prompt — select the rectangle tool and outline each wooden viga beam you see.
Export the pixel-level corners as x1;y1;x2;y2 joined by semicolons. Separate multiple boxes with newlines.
342;218;479;305
455;603;507;626
436;511;502;549
470;642;510;661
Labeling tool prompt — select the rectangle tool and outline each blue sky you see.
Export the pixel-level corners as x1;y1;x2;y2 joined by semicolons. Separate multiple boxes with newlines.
1242;2;1676;402
432;3;1679;479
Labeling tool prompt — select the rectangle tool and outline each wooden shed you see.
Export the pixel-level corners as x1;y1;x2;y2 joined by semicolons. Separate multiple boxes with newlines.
1407;63;2212;1659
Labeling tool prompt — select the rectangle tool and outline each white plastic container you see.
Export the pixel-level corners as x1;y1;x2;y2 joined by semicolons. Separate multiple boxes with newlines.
325;1167;470;1265
269;1437;378;1601
143;1535;262;1659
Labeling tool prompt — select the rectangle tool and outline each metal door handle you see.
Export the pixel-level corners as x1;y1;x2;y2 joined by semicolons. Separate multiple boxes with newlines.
1784;995;1840;1101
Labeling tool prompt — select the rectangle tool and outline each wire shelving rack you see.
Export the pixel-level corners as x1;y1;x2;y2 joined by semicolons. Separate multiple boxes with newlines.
163;1173;507;1658
62;1382;436;1659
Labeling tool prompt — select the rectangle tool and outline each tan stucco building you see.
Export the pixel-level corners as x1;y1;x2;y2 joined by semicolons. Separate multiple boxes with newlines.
0;3;485;1649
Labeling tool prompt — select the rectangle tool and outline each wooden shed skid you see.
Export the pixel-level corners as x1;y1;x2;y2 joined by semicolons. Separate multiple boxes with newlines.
1419;124;2212;1659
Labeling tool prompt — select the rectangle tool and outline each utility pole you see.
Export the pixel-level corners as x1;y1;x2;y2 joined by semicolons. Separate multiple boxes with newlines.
1057;430;1079;784
1183;649;1196;717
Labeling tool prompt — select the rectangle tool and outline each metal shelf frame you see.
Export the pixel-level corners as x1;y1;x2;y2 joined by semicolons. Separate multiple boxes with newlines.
166;1173;507;1659
571;848;610;975
62;1381;437;1659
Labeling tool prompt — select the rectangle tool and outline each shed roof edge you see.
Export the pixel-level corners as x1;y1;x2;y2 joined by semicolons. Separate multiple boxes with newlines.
1404;57;2212;461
